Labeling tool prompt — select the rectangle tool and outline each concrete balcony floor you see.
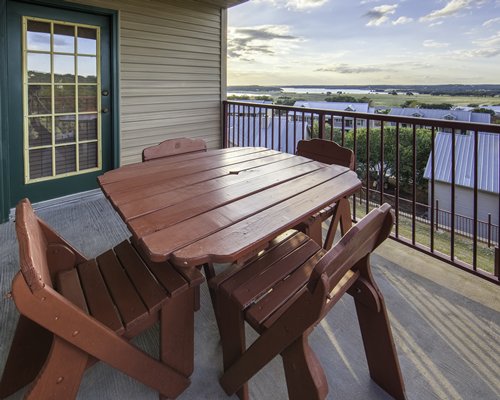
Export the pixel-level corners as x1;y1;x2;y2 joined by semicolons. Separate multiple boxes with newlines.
0;193;499;399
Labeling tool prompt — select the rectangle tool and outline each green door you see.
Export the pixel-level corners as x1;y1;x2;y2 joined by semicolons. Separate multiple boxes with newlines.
7;1;113;206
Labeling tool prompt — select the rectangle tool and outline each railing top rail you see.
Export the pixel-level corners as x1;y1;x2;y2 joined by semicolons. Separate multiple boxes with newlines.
224;100;500;133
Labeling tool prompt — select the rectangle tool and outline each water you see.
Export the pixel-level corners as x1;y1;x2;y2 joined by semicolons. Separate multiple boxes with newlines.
229;88;417;96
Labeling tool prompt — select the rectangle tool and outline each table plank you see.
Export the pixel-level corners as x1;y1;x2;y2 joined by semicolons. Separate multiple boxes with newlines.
169;170;360;266
105;153;298;207
100;149;281;195
122;161;323;224
140;168;357;263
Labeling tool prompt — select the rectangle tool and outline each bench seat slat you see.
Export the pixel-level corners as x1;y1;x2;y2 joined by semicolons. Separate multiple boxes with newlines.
77;260;125;335
96;250;148;330
56;269;89;314
113;241;167;313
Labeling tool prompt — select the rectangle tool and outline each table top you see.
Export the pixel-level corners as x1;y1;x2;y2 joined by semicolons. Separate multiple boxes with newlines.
98;147;361;267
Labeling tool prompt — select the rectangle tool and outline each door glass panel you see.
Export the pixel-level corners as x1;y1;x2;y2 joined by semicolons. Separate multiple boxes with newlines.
54;54;75;83
79;114;97;140
77;27;97;55
53;24;75;53
23;17;101;183
29;148;53;179
77;56;97;83
79;142;98;170
27;53;51;83
55;145;76;174
28;85;51;115
55;115;76;143
54;85;75;113
78;85;97;112
28;116;52;147
26;20;50;51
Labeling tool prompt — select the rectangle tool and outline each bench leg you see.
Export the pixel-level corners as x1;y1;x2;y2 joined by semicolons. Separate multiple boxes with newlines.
324;198;352;250
0;315;53;398
27;336;88;400
282;333;328;400
160;287;195;379
217;295;248;400
354;259;406;400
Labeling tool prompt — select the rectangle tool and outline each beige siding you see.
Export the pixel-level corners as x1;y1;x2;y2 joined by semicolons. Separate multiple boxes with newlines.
70;0;224;164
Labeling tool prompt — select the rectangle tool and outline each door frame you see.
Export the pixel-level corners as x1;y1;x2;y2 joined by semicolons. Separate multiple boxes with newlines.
0;0;119;222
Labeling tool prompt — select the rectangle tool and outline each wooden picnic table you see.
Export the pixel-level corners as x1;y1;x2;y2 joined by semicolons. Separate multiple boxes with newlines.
98;147;362;269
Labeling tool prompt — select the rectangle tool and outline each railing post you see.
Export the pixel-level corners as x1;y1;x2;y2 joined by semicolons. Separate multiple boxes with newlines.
222;100;228;148
488;213;492;248
495;247;499;278
319;113;325;139
435;200;439;231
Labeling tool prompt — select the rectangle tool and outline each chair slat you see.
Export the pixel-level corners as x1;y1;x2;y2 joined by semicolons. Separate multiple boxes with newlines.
77;260;125;335
113;241;167;313
56;269;89;314
96;250;149;330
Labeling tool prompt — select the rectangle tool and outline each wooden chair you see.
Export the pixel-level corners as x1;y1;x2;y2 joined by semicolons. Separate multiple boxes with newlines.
210;204;406;400
142;137;207;162
296;138;355;250
0;199;204;400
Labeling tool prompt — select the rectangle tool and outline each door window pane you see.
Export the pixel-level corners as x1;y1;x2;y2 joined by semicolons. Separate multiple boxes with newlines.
78;85;97;112
29;148;53;179
78;56;97;83
77;27;97;55
79;142;98;170
55;115;76;143
27;20;50;51
27;53;51;83
28;85;51;115
55;85;75;113
56;145;76;174
79;114;98;140
54;24;75;53
54;55;75;83
28;116;52;147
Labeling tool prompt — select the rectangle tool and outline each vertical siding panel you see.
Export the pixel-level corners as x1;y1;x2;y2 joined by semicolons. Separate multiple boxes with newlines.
69;0;223;165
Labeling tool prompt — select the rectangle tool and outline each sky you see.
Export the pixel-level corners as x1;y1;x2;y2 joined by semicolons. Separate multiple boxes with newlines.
227;0;500;85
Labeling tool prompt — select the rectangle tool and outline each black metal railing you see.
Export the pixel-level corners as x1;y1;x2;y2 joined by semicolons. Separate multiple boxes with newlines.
222;100;500;284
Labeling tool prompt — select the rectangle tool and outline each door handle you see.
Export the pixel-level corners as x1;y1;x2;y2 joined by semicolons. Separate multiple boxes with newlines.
102;107;109;114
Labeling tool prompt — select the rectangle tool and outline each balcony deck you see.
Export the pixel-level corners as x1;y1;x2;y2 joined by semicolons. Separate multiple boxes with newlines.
1;193;498;399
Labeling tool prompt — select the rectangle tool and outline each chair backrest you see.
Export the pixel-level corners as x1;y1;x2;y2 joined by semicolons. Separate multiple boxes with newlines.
310;203;393;295
296;139;354;170
15;199;53;291
142;137;207;162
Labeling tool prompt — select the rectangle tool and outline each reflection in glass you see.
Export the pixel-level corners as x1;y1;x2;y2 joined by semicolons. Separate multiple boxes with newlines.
29;116;52;147
79;114;98;140
78;85;97;112
77;27;97;55
27;20;50;51
28;85;51;115
56;145;76;174
27;53;51;83
54;24;75;53
29;148;53;179
77;56;97;83
54;85;75;113
79;142;98;170
54;54;75;83
55;115;76;143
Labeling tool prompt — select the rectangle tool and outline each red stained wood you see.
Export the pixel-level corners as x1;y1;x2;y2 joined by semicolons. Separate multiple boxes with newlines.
142;137;207;162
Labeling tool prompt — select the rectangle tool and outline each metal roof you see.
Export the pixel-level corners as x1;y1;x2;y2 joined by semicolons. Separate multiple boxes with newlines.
389;107;491;124
423;132;499;194
293;101;370;113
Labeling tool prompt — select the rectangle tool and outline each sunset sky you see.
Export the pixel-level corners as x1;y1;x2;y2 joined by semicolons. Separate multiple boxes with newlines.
227;0;500;85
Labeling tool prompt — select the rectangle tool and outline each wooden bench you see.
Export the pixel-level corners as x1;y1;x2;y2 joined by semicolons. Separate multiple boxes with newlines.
210;204;406;400
0;199;204;400
296;138;355;249
142;137;207;162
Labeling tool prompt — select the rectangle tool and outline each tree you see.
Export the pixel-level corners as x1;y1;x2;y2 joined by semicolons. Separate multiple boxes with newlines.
472;107;495;116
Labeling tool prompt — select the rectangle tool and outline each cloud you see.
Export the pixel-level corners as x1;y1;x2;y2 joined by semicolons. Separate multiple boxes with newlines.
228;25;301;61
420;0;486;22
423;39;450;48
483;17;500;27
392;16;413;25
450;31;500;58
316;63;387;73
254;0;329;10
364;4;398;26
